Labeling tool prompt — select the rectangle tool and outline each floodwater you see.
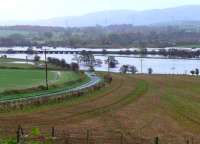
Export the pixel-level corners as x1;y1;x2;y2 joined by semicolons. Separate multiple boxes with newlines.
0;47;200;75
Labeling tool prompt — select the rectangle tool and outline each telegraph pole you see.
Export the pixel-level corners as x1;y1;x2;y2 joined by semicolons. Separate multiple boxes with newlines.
107;56;110;74
140;58;143;74
44;49;48;90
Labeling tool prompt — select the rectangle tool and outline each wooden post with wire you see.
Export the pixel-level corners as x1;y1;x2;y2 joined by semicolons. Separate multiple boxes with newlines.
44;49;48;90
86;129;90;144
154;137;159;144
16;128;20;143
16;125;24;143
120;133;124;144
51;126;55;137
140;57;143;74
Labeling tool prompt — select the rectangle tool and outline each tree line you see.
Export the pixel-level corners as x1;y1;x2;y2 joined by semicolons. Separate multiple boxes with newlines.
119;65;153;75
47;57;79;71
0;25;200;48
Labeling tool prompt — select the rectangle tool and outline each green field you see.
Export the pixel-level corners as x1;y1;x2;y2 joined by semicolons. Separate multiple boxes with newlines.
178;44;200;48
0;69;53;92
0;57;69;69
0;69;80;93
0;58;90;101
0;58;36;69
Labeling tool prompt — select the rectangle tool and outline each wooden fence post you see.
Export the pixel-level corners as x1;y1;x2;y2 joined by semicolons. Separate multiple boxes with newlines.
19;125;24;136
16;128;20;143
154;137;159;144
65;133;70;144
52;126;55;137
120;133;123;144
63;131;69;144
191;137;194;144
16;125;24;143
86;129;90;144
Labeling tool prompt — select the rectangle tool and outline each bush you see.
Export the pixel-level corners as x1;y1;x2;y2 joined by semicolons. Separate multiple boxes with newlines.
0;139;17;144
31;128;41;136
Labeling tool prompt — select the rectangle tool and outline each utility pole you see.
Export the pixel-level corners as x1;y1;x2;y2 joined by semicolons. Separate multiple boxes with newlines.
44;49;48;90
107;56;110;75
140;58;143;74
26;56;28;64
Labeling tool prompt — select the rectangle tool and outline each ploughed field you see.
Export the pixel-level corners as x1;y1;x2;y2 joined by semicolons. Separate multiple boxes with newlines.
0;73;199;143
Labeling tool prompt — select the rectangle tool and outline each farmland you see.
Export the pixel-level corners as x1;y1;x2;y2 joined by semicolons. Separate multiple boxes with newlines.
0;69;54;92
0;57;88;102
0;69;87;103
0;69;80;93
0;73;199;143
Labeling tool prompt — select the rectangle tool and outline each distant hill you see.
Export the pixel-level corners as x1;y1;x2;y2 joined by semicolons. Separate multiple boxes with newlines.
2;5;200;27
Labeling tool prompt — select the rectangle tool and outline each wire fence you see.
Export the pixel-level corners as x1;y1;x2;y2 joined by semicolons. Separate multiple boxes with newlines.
3;125;198;144
0;80;105;111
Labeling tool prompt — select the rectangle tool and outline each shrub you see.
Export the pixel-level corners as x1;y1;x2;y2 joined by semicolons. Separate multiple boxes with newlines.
37;85;47;90
31;128;41;137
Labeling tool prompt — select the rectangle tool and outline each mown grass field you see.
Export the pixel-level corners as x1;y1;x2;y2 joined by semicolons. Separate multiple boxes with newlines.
0;57;36;69
0;69;54;92
0;69;80;93
0;57;71;70
0;69;85;103
0;58;89;102
0;74;199;143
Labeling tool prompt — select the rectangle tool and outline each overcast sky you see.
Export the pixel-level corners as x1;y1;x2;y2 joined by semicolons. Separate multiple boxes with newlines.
0;0;200;20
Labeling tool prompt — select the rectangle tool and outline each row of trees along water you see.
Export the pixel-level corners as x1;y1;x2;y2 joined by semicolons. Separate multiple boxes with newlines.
47;57;79;71
77;52;200;75
33;55;79;71
4;47;200;59
77;52;154;74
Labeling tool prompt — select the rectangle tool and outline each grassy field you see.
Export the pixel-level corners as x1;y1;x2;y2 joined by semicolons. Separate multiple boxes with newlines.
0;57;71;70
0;58;90;102
0;69;85;102
0;69;80;93
178;44;200;48
0;57;36;69
0;69;54;92
0;74;199;143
